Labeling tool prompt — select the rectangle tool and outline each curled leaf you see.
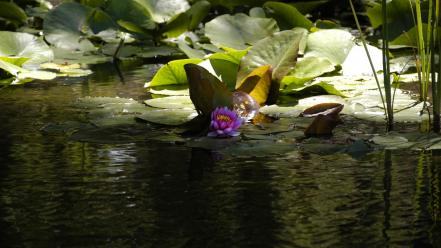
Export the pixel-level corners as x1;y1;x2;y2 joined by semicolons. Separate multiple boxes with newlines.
300;103;344;117
235;65;272;105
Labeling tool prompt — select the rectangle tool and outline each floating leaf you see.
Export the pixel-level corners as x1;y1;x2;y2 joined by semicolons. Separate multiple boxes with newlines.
136;108;198;126
304;29;354;65
148;58;203;87
134;0;190;23
263;1;313;30
236;65;272;105
184;63;232;116
43;2;96;52
104;0;155;33
281;56;335;88
144;96;194;109
237;29;306;83
0;31;54;66
205;13;279;49
162;1;211;37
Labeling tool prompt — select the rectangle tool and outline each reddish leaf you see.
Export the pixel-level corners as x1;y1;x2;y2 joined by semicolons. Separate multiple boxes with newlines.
300;103;344;117
304;114;342;137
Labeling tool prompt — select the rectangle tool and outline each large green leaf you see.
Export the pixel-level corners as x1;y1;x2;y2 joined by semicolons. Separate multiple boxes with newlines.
148;58;203;87
104;0;155;33
0;2;27;27
281;56;335;88
134;0;190;23
263;1;313;30
205;13;279;49
304;29;354;65
0;58;56;85
162;1;211;38
237;29;307;83
0;31;53;65
366;0;415;40
43;2;96;51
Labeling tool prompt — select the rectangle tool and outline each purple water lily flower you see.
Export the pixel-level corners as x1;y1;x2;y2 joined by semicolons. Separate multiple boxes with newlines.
208;107;242;137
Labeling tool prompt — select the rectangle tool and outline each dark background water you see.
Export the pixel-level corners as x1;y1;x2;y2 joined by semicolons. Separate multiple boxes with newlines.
0;63;440;248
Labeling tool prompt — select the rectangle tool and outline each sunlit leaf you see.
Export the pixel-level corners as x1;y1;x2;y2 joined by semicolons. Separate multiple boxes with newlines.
43;2;96;52
237;29;306;83
304;29;354;65
134;0;190;23
0;31;54;66
148;58;203;87
205;13;279;49
162;1;211;38
236;65;272;105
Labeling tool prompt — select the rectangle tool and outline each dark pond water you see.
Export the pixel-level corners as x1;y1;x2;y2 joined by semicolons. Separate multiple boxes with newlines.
0;63;440;248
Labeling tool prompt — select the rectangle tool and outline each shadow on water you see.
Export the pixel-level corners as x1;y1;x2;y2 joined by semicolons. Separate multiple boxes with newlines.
0;64;440;247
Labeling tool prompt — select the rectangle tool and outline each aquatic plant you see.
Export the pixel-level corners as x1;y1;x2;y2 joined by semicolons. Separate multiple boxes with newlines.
207;106;242;137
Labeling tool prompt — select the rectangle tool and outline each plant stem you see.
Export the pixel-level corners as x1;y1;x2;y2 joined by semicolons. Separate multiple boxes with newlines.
382;0;393;130
433;0;440;132
348;0;388;122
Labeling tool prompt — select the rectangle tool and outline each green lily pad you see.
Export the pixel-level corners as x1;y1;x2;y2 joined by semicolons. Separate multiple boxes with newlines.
341;44;383;76
237;29;307;83
305;29;354;65
0;58;56;85
104;0;155;33
0;2;27;27
144;96;194;109
370;135;415;149
0;31;54;66
135;0;190;23
137;108;198;126
281;56;335;88
205;13;279;49
147;58;203;87
161;0;211;38
43;2;96;52
263;1;313;30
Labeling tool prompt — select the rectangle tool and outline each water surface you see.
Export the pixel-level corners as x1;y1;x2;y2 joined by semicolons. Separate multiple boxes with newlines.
0;63;440;248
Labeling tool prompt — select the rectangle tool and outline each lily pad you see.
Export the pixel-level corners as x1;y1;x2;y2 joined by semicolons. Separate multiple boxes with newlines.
305;29;354;65
137;108;198;126
0;31;54;66
144;96;194;109
237;29;307;83
205;13;279;49
147;58;203;87
134;0;190;23
43;2;96;52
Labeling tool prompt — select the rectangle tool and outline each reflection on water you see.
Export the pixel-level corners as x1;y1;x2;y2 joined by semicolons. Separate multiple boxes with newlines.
0;63;440;247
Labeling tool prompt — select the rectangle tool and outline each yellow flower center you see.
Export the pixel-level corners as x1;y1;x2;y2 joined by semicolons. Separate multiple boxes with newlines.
216;114;232;123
